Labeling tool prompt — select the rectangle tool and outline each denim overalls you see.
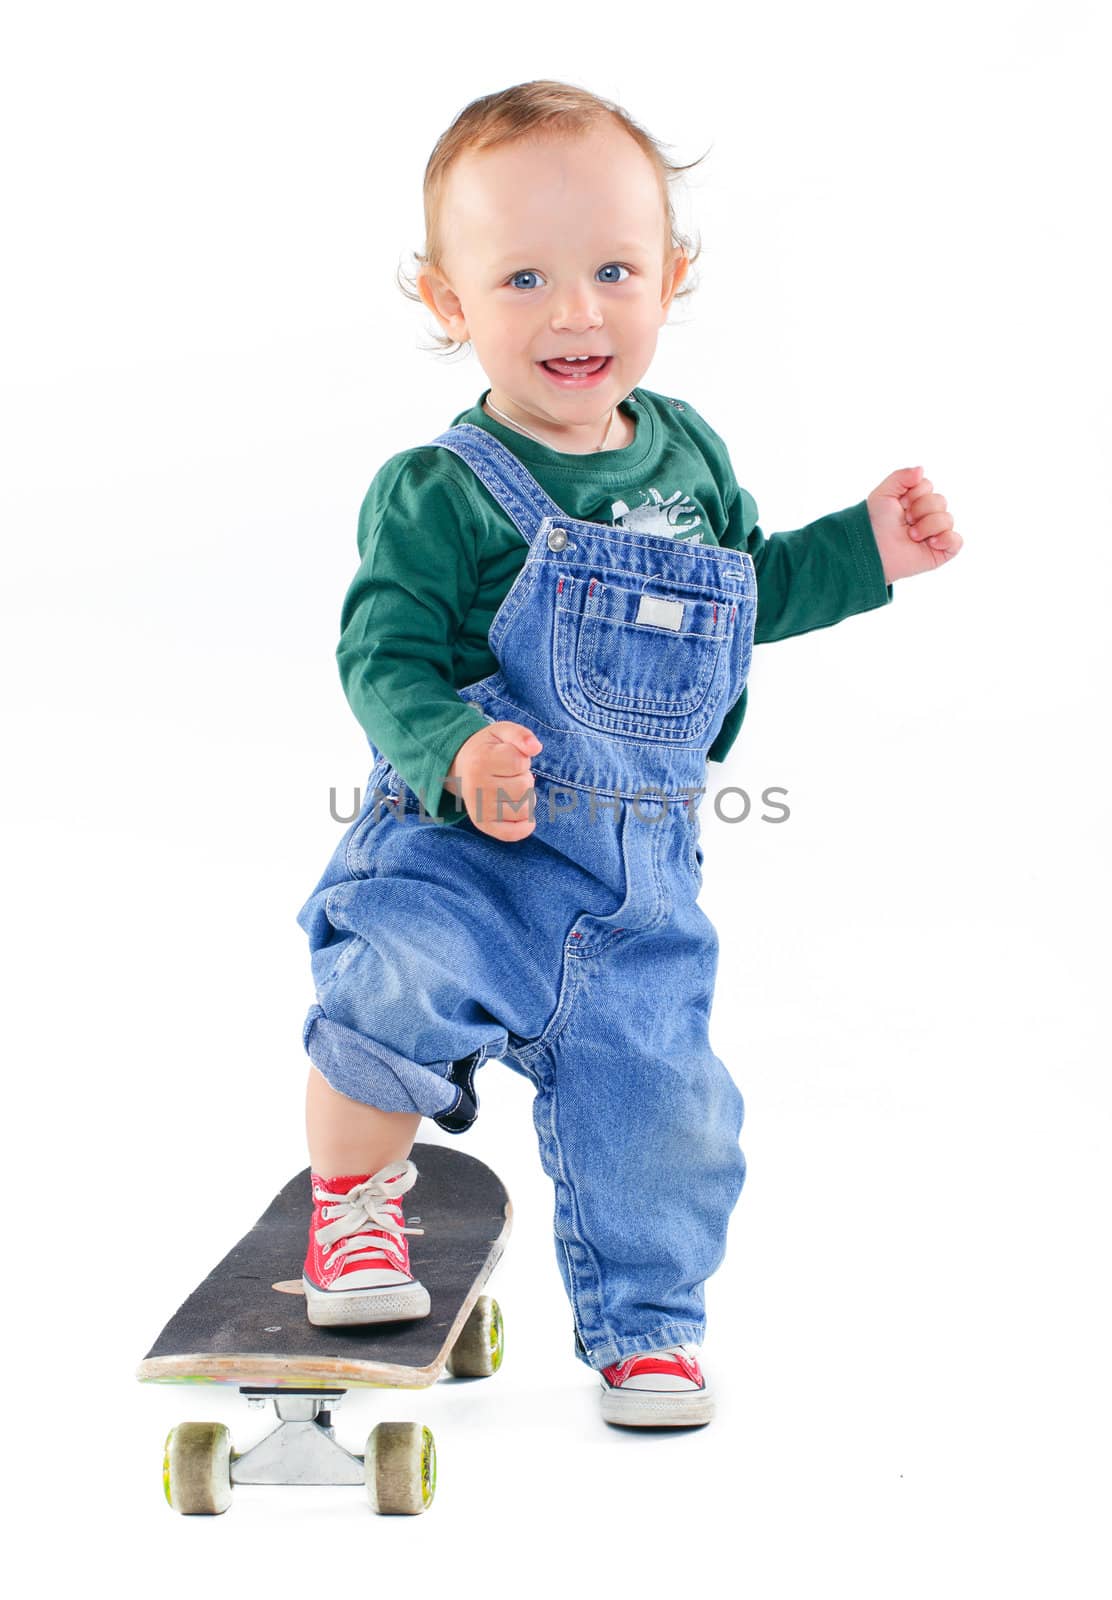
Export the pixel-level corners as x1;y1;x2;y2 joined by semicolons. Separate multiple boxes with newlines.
296;422;758;1371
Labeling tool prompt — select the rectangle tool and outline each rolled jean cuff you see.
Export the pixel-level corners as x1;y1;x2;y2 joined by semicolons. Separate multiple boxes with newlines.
576;1321;708;1372
301;1004;480;1132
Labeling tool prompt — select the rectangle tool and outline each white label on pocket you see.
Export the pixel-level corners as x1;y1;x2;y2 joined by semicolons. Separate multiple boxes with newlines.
636;594;685;631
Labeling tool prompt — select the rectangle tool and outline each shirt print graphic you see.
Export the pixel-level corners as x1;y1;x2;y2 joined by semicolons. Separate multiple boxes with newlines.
610;487;704;543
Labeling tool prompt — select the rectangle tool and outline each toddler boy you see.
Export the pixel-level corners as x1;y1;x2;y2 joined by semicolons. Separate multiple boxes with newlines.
295;82;960;1429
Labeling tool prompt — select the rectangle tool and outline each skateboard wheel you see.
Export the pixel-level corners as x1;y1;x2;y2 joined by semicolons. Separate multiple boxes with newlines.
163;1422;233;1515
364;1422;436;1515
445;1294;504;1378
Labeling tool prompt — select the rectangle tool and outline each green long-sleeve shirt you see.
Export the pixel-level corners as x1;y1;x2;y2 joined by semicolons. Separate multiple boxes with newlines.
337;385;893;824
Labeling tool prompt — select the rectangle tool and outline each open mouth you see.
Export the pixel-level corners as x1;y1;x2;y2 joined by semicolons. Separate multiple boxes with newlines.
537;355;612;386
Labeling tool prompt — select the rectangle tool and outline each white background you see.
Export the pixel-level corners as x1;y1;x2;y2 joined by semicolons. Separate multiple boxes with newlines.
3;1;1109;1593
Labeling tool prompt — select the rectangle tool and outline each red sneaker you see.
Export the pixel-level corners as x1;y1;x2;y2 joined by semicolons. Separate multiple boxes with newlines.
303;1159;431;1328
599;1345;714;1427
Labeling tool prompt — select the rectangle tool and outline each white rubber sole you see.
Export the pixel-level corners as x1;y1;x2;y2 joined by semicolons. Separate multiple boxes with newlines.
599;1382;715;1427
302;1274;431;1328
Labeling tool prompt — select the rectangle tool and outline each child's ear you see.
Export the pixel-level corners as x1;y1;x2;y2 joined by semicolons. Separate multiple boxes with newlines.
418;267;468;343
661;248;689;312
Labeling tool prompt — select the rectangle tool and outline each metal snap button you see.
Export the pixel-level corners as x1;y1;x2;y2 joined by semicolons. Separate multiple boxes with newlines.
546;526;569;551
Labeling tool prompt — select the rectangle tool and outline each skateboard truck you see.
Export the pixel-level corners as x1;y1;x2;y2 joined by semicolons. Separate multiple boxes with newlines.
231;1390;365;1488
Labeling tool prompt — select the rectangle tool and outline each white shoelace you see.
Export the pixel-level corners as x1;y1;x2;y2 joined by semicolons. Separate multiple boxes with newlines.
313;1160;425;1271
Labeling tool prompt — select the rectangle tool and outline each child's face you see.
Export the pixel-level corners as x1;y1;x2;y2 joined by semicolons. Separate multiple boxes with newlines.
419;122;688;448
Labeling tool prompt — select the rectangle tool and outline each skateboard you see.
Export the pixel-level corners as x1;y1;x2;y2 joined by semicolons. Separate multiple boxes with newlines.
137;1143;511;1516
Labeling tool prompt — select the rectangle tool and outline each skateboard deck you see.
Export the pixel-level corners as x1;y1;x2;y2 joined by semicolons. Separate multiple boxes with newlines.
137;1143;511;1391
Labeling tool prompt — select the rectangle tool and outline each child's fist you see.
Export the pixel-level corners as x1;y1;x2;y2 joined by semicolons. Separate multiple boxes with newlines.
866;466;963;583
446;722;543;841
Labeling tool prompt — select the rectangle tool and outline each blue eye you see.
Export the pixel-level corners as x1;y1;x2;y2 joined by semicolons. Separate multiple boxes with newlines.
506;263;631;290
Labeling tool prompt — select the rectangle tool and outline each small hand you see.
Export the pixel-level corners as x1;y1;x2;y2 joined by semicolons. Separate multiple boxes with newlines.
446;722;542;841
866;466;963;584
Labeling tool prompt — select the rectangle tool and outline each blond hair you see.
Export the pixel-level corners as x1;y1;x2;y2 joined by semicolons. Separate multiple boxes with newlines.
397;79;709;358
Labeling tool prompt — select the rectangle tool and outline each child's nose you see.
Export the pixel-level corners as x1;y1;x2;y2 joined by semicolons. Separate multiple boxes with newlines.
551;283;604;328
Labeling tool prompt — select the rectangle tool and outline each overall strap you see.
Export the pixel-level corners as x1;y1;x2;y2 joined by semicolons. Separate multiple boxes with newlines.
426;423;568;548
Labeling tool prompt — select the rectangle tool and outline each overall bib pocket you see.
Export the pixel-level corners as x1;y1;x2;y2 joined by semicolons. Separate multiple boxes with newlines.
552;572;733;741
